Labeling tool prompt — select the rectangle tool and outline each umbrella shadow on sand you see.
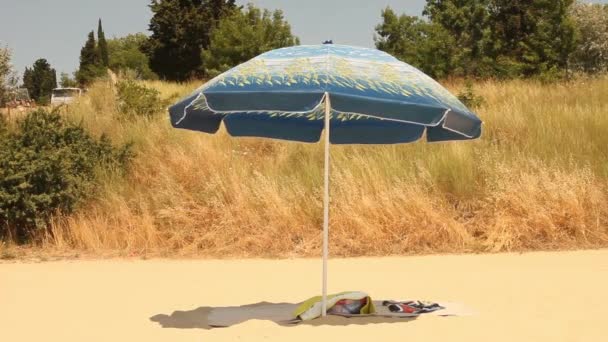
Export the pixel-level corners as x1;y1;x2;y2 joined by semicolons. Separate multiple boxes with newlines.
150;302;417;329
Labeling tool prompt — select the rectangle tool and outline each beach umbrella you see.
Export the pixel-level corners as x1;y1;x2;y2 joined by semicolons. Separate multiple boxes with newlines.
169;43;482;316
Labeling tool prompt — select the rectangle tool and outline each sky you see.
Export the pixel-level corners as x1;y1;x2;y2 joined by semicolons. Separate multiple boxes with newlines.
1;0;607;76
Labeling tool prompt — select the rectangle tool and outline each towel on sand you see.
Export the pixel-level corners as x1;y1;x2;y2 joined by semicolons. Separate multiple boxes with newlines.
382;300;445;314
294;291;376;321
294;293;461;320
206;296;472;327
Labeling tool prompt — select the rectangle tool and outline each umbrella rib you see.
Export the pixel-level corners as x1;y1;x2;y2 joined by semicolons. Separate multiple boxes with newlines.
174;93;203;126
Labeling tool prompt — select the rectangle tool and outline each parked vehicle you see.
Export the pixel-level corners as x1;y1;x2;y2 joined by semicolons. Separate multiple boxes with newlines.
51;87;82;106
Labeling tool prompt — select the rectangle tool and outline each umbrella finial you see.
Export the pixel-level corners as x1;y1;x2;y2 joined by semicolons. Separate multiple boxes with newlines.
323;40;333;45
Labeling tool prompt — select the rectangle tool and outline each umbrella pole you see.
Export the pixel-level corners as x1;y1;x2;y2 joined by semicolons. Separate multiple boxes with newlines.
322;92;331;317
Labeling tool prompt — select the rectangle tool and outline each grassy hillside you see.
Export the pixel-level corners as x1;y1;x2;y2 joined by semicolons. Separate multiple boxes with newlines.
17;77;608;258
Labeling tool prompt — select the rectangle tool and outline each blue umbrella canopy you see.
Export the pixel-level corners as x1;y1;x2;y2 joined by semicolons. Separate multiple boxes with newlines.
169;44;482;144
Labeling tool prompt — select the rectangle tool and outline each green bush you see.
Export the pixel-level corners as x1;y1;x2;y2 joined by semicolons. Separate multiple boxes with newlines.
107;33;158;80
457;81;485;109
116;80;164;118
537;65;566;84
0;115;6;136
0;110;132;243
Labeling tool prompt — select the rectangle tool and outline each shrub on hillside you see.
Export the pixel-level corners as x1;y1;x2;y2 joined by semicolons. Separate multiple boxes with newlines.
0;110;132;243
107;33;158;80
116;80;164;118
457;82;485;109
0;115;6;136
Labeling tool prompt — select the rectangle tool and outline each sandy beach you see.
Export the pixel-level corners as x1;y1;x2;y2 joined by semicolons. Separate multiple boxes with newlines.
1;250;607;341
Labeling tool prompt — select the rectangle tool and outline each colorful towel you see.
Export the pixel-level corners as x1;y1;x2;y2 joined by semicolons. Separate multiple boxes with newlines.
204;299;470;327
293;292;376;321
382;300;445;314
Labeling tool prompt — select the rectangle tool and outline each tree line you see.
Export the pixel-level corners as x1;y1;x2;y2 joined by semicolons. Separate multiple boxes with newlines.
72;0;298;83
144;0;299;81
144;0;608;81
2;0;608;106
376;0;608;79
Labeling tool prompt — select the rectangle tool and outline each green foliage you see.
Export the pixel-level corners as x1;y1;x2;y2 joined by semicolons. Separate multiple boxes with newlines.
22;68;32;97
116;80;164;118
569;2;608;73
107;33;157;80
0;112;6;136
202;4;300;77
98;19;110;67
80;31;100;68
424;0;495;77
490;0;576;78
59;72;79;88
375;8;457;79
77;31;106;85
0;110;132;243
146;0;236;81
376;0;578;79
457;81;485;108
22;59;57;105
75;20;113;85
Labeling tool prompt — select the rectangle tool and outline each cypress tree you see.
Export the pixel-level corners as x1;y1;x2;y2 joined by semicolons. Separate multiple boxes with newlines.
80;31;98;69
77;31;104;85
98;19;109;67
51;68;57;89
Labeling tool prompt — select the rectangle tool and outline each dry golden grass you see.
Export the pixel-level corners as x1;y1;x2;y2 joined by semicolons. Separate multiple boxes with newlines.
25;76;608;258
